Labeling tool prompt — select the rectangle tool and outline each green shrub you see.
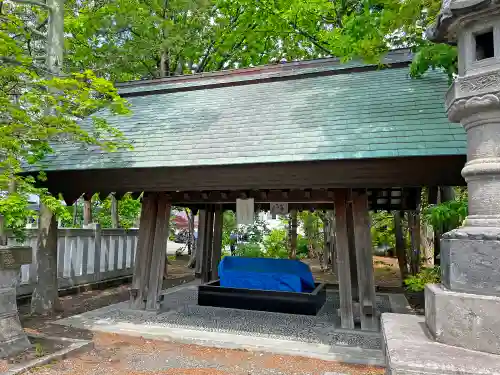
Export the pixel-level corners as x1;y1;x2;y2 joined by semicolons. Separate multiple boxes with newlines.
235;242;264;258
404;266;441;292
424;199;468;232
297;235;309;256
263;229;288;258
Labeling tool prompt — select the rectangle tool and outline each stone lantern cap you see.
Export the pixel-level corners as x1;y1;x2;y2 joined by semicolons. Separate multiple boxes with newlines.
428;0;498;43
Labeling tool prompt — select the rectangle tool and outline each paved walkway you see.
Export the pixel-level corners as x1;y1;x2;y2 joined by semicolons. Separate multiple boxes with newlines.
25;333;384;375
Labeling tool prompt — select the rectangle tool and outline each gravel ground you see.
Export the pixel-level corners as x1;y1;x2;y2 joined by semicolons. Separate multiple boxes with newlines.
23;333;384;375
57;286;386;350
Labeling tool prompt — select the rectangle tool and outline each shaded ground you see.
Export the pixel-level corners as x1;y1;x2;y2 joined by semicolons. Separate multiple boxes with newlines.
23;333;384;375
19;256;194;340
307;256;402;290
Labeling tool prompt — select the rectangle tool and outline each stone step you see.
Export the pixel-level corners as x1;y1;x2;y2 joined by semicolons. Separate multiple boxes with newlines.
382;313;500;375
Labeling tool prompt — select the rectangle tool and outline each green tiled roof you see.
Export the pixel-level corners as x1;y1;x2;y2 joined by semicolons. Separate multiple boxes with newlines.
43;61;466;172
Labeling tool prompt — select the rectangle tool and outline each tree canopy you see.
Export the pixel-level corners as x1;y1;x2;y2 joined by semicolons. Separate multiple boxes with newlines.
0;0;130;237
63;0;457;82
1;0;459;236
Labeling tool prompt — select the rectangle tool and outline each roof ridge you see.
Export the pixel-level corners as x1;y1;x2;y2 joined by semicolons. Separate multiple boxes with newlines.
118;49;414;97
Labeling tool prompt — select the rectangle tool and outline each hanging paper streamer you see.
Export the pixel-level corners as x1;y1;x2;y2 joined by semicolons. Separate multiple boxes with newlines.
236;198;254;225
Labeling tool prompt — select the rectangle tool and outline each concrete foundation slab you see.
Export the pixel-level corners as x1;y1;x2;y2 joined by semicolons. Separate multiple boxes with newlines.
382;313;500;375
425;283;500;355
52;284;408;366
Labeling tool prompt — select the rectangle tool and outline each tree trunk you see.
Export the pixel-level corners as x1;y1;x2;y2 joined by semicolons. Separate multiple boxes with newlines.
110;194;119;228
30;0;64;316
408;211;421;276
187;211;197;268
322;217;329;271
330;211;337;274
394;211;408;283
187;247;197;268
72;198;78;227
185;208;194;256
83;196;92;226
31;203;60;315
289;210;297;259
421;222;433;266
159;51;169;78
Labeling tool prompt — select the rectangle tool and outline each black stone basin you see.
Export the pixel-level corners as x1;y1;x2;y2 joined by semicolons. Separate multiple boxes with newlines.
198;280;327;315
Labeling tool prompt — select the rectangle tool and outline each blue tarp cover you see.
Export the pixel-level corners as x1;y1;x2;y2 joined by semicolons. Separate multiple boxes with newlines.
218;256;315;292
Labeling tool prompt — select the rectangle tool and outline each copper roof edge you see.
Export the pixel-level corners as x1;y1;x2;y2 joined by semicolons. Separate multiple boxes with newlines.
117;48;414;97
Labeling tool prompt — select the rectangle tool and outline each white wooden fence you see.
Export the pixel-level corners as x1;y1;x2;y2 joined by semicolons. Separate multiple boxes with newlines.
8;227;138;296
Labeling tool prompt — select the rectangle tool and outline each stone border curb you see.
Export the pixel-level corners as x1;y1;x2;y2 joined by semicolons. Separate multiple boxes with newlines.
62;320;384;366
386;293;413;314
1;333;93;375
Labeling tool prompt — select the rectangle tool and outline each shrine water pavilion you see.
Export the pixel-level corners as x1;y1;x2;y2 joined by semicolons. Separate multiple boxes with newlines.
33;48;467;364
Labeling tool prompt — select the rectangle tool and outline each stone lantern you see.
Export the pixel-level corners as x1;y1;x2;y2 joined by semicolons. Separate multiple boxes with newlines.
381;1;500;374
0;245;32;358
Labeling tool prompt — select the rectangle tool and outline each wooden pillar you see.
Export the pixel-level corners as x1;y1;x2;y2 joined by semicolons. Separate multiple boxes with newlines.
146;193;171;310
130;193;158;309
352;190;378;330
83;193;92;227
110;193;119;228
211;206;223;280
195;209;207;277
201;206;214;283
346;199;358;301
334;189;354;329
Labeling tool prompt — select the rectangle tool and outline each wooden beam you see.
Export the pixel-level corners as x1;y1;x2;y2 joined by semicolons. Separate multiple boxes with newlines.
211;206;223;281
130;193;158;309
334;189;354;329
163;188;417;211
146;194;172;310
352;190;378;330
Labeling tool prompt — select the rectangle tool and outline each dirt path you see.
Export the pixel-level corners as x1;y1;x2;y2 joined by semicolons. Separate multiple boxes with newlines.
306;255;402;290
19;256;194;340
24;333;384;375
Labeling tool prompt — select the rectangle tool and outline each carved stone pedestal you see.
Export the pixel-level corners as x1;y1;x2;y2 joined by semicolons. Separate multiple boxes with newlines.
0;246;32;358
